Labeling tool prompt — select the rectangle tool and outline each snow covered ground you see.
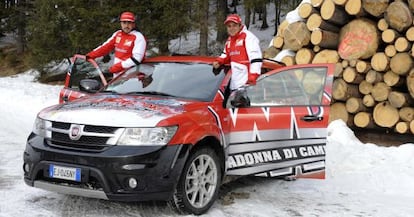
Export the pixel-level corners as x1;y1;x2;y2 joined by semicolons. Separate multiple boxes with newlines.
0;69;414;217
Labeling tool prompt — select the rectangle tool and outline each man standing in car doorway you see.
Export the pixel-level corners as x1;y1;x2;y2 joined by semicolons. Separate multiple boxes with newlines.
86;11;147;78
213;14;263;90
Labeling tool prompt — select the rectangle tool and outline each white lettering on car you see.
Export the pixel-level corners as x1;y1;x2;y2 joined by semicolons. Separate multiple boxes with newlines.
228;145;325;169
228;149;282;168
299;145;326;157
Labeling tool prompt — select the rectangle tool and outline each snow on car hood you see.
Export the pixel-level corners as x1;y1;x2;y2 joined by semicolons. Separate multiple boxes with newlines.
39;94;187;127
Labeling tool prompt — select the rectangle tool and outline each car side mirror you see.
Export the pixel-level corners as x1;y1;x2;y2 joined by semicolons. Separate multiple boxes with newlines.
229;88;250;108
79;79;102;93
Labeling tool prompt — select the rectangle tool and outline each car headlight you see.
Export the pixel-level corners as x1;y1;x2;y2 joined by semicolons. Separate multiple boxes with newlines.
117;126;178;146
32;117;52;138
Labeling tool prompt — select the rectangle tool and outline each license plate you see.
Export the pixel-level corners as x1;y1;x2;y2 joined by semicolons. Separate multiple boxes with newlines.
49;165;81;182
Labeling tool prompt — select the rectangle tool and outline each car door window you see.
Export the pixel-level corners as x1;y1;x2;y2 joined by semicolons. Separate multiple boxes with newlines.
246;67;327;106
69;58;103;90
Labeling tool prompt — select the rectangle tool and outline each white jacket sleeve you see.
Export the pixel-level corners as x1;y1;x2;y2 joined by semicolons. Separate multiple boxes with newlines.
245;31;263;74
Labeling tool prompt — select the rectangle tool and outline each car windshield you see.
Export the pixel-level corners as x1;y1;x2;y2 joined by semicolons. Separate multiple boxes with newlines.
104;62;225;101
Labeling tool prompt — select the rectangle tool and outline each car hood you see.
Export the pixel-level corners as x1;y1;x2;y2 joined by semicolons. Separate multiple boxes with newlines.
39;94;189;127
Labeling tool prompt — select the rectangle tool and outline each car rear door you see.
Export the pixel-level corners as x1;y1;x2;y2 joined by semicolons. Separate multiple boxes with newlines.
226;63;334;178
59;54;108;103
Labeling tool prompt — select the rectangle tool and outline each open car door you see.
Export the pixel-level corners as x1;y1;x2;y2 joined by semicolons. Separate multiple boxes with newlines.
226;63;334;179
59;54;109;103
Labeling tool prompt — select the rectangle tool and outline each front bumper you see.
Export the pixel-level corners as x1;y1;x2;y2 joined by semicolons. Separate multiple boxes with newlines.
23;133;190;201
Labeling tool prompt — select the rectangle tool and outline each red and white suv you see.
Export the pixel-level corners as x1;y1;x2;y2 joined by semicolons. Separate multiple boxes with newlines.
23;55;334;215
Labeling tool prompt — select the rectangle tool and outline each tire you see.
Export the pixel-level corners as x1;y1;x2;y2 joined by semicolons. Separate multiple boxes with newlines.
169;147;222;215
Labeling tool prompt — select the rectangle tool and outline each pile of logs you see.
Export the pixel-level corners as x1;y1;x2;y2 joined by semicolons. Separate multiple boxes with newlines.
264;0;414;134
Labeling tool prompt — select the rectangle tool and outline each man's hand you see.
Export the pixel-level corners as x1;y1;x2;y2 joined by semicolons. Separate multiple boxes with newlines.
246;73;259;85
212;61;221;69
109;63;123;73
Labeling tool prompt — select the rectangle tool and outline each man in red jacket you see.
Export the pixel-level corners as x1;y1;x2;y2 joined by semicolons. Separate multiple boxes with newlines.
213;14;263;90
86;11;147;77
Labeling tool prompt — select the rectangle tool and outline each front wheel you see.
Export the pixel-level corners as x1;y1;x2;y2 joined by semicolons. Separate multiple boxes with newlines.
169;147;222;215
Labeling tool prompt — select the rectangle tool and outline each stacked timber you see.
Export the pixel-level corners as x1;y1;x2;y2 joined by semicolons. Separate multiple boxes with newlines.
264;0;414;134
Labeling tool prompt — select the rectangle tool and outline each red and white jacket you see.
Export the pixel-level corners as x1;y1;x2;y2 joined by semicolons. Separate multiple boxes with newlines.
216;26;262;90
87;30;147;76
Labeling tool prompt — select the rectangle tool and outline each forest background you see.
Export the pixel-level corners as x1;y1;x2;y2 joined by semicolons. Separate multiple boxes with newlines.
0;0;300;80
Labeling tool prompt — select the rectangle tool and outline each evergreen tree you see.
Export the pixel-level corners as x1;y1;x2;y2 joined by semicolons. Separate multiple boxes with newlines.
27;0;72;72
21;0;299;78
136;0;192;54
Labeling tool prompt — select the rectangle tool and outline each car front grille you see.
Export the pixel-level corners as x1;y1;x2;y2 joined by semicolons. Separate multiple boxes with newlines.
47;121;123;152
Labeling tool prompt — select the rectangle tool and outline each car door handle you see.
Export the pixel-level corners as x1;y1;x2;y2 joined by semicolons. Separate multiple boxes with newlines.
300;115;323;122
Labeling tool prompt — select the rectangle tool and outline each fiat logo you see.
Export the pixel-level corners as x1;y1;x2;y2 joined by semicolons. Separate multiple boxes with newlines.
69;124;83;141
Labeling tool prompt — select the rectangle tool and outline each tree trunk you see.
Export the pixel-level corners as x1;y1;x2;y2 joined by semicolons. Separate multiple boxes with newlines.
395;121;410;133
260;4;269;30
295;48;315;64
377;18;389;31
354;111;376;128
363;94;376;107
384;70;405;87
388;91;414;108
273;0;282;36
330;102;354;126
390;52;413;75
394;37;411;52
158;38;170;55
245;7;251;29
405;26;414;41
359;80;373;95
216;0;228;43
333;0;347;6
312;49;340;63
321;0;350;26
411;120;414;134
332;78;361;101
299;2;318;19
263;46;280;59
198;0;209;55
384;45;396;57
362;0;390;17
338;19;380;60
371;82;391;102
381;29;400;44
345;0;365;16
399;107;414;122
371;52;390;72
272;35;284;49
385;0;413;32
355;60;371;73
311;0;324;7
310;29;339;49
282;55;296;66
373;101;400;128
343;66;365;84
283;21;311;51
407;69;414;99
365;69;383;84
346;97;368;113
306;13;340;32
334;62;344;77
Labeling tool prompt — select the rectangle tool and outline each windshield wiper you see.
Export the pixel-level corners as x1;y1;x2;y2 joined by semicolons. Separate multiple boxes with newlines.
100;90;118;94
124;91;175;97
